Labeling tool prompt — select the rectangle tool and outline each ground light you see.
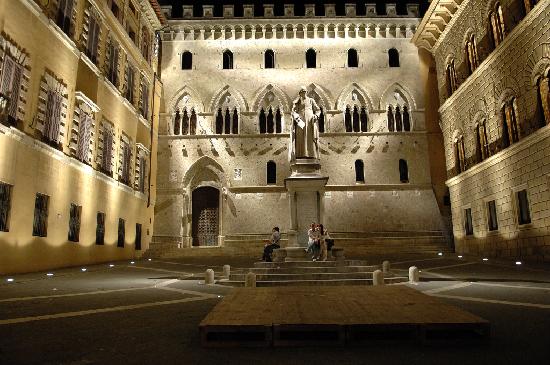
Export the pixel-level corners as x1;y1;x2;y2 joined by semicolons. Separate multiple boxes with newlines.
130;261;135;264
516;261;522;265
46;273;54;276
438;252;443;256
6;278;14;282
81;268;87;272
482;258;488;261
148;258;152;261
109;264;114;268
458;255;463;259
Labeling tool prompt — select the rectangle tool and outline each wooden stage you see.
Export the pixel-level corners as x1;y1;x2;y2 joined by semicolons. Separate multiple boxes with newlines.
199;285;490;347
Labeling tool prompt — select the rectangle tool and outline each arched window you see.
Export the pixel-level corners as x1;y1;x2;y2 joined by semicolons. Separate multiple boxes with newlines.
465;35;479;75
189;109;197;135
355;160;365;183
399;159;409;183
501;98;519;147
232;108;239;134
360;107;368;132
388;48;400;67
387;106;395;132
319;107;325;133
489;3;506;49
352;106;360;132
403;106;411;131
173;110;181;135
347;48;358;68
182;109;189;135
265;49;275;69
344;106;352;132
275;108;282;133
395;106;403;132
523;0;539;14
224;108;231;134
215;108;223;134
259;108;266;134
267;107;274;133
267;161;276;184
223;50;233;69
475;123;490;163
454;136;466;173
446;60;458;97
306;48;316;68
537;75;550;126
182;51;192;70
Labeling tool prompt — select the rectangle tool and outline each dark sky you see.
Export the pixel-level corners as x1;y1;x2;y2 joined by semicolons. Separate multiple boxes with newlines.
158;1;431;18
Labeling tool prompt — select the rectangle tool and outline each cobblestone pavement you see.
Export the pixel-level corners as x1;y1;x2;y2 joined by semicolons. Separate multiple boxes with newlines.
1;254;549;365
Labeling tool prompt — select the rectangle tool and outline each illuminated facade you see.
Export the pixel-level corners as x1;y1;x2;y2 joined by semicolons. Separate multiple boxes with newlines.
0;0;165;274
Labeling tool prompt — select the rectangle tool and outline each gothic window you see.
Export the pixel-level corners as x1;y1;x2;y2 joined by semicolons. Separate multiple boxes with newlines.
475;122;490;163
360;107;368;132
306;48;316;68
0;182;12;232
68;203;82;242
347;48;358;68
265;49;275;68
537;75;550;126
446;59;458;97
387;106;395;132
454;136;466;174
464;208;473;236
96;212;105;245
173;109;181;135
56;0;74;35
267;108;275;133
355;160;365;183
345;106;352;132
259;108;266;134
487;200;498;231
501;98;519;148
139;78;149;119
465;34;479;75
135;223;142;250
395;106;403;132
32;193;49;237
523;0;539;13
82;4;101;65
399;159;409;183
232;108;239;134
0;54;24;126
275;108;282;133
119;135;133;186
224;108;231;134
223;50;233;69
388;48;400;67
190;109;197;135
182;51;192;70
124;63;136;104
517;189;531;225
117;218;125;247
106;39;120;87
403;106;411;131
267;161;276;184
319;107;325;133
215;108;223;134
352;106;360;132
99;121;115;176
489;3;506;49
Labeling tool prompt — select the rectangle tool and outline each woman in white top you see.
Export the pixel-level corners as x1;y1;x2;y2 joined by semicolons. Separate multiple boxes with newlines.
319;224;330;261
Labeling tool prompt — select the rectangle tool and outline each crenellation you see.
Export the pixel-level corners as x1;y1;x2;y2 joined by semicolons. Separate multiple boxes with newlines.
263;4;275;18
224;5;234;18
305;4;315;17
325;4;336;17
386;4;398;17
202;5;214;18
345;3;356;17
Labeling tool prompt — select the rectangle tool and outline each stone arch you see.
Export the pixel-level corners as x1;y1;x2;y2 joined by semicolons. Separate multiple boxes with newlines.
182;156;226;190
379;82;417;110
496;87;518;109
251;84;292;113
209;85;248;113
336;83;374;111
307;83;334;111
524;43;550;87
451;128;464;143
168;85;204;113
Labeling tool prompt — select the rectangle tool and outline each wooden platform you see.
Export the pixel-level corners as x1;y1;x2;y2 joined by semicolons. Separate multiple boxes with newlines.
199;286;489;347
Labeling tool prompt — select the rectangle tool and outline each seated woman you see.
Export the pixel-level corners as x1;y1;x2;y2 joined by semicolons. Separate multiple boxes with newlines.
262;227;281;262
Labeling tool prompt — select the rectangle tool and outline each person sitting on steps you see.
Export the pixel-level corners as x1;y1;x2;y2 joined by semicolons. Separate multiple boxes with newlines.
262;227;281;262
305;222;317;255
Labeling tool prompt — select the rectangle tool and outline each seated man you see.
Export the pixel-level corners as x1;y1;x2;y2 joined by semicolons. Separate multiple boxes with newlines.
262;227;281;262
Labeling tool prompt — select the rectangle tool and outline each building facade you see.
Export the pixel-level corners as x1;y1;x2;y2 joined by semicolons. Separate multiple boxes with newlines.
153;3;450;255
414;0;550;260
0;0;165;274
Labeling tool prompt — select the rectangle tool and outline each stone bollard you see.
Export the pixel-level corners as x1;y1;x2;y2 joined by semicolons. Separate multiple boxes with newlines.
382;260;390;273
409;266;419;284
223;265;230;279
205;269;215;285
245;272;256;287
373;269;384;286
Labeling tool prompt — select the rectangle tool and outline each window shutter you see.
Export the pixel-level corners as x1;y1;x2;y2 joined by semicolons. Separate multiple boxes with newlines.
8;62;22;120
0;56;14;96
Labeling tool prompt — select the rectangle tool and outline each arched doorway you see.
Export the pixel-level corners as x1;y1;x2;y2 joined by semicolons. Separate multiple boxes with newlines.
192;186;219;246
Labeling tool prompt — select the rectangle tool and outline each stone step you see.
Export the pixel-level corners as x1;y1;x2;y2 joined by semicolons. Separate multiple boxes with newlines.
218;276;408;287
228;271;380;281
329;231;447;238
254;260;369;268
244;265;380;274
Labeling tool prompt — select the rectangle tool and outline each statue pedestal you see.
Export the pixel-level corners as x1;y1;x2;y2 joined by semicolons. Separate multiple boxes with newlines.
285;158;329;248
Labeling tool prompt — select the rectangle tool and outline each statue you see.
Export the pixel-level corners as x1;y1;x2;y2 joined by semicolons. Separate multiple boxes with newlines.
289;86;321;162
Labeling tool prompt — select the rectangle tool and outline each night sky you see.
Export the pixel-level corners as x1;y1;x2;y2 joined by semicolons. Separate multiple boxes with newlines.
158;1;431;18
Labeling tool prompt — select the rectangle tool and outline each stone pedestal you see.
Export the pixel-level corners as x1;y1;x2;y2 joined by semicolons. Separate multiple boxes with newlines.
285;158;329;247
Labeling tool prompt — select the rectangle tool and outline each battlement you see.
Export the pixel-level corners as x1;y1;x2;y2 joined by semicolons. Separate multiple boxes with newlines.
160;3;420;20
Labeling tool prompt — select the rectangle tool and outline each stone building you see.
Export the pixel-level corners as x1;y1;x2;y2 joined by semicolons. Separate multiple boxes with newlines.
0;0;165;274
413;0;550;260
152;3;450;256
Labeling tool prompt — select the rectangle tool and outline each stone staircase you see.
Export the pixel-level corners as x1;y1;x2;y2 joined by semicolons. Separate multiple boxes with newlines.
145;231;453;259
